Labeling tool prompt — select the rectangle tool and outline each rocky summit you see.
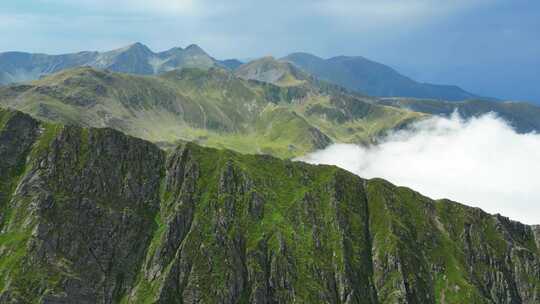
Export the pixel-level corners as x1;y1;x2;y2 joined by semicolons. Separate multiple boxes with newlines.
0;108;538;303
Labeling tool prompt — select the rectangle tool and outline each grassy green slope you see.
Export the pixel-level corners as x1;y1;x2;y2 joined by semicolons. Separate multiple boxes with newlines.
0;110;538;303
0;67;424;158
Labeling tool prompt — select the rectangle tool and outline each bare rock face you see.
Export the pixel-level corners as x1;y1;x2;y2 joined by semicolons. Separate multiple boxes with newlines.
0;109;539;303
0;110;40;209
0;111;164;303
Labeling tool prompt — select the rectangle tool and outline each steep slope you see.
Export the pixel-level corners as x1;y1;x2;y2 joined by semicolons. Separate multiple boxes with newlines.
283;52;479;101
0;67;422;158
379;98;540;133
0;109;538;303
92;42;157;74
0;43;223;85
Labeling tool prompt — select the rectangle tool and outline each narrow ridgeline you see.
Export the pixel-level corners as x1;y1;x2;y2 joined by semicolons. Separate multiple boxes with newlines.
0;109;538;303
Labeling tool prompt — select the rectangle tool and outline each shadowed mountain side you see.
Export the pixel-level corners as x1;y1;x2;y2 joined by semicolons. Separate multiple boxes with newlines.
283;52;480;101
0;108;538;303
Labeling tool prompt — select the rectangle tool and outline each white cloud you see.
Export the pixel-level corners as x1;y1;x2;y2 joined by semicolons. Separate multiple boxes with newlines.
299;113;540;225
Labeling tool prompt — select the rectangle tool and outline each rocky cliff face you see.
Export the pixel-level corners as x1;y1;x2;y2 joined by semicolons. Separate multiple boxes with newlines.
0;109;538;303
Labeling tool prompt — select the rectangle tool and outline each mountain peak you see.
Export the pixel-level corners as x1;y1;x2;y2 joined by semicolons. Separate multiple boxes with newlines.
328;55;369;62
243;56;284;67
157;44;215;70
109;42;153;57
125;42;152;53
282;52;325;68
259;55;276;61
184;44;206;54
286;53;480;101
285;52;322;60
130;42;146;48
235;57;310;87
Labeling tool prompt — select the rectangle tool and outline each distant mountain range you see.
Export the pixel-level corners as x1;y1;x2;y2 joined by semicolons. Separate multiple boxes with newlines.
282;52;480;101
0;42;238;84
225;56;540;134
1;44;540;158
1;42;482;101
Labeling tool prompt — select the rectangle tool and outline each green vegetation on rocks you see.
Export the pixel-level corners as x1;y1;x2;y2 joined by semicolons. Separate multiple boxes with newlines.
0;109;538;303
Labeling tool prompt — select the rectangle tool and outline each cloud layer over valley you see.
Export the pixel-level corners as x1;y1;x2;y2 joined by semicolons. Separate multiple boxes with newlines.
300;113;540;225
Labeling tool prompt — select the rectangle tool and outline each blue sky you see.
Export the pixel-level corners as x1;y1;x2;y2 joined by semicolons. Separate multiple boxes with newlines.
1;0;539;103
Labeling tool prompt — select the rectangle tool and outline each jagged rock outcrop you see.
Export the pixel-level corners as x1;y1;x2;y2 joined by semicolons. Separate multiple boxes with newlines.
0;109;538;303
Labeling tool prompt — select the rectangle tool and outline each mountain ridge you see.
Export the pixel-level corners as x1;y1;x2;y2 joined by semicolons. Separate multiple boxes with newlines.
235;56;312;87
283;52;481;101
0;43;492;103
0;66;422;158
232;56;540;135
0;107;538;303
0;42;235;85
2;64;540;160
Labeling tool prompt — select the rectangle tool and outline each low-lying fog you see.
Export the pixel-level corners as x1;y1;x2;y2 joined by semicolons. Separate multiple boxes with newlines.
299;113;540;225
